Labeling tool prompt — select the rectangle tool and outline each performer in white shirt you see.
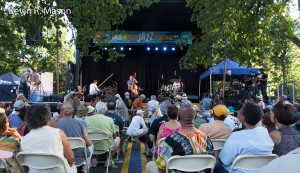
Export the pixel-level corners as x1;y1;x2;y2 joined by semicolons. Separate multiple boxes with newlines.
89;80;100;95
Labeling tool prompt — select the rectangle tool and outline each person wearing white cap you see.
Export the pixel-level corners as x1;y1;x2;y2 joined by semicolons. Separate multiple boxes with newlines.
127;109;148;142
8;100;30;128
279;95;292;105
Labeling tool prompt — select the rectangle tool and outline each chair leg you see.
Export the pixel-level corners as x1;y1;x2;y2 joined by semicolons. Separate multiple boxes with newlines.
106;151;111;173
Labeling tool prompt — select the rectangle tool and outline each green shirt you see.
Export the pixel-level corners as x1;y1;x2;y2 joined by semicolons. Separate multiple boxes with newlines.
194;116;207;129
85;114;116;151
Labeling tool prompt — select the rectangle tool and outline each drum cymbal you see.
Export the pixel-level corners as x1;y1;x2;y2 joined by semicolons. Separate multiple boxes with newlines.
169;78;178;83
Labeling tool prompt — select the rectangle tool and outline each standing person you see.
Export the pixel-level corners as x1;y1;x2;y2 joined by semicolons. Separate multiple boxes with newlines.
146;104;214;173
21;103;76;173
30;69;40;91
89;80;100;96
20;69;30;98
258;68;268;97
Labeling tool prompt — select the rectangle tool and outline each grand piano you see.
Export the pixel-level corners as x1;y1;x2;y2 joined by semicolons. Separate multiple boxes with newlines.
98;74;119;98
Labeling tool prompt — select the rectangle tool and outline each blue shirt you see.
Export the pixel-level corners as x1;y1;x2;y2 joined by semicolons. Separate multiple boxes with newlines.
265;101;274;108
219;126;274;173
127;80;134;90
200;98;211;110
8;113;23;128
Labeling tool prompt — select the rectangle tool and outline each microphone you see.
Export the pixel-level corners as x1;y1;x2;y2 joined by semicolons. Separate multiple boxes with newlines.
174;71;176;76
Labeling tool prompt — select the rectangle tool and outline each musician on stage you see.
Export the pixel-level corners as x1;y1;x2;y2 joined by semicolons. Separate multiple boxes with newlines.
30;69;40;91
89;80;100;96
244;76;254;91
127;73;138;96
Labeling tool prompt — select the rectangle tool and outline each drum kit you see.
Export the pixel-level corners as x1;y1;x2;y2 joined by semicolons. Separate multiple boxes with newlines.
160;78;184;96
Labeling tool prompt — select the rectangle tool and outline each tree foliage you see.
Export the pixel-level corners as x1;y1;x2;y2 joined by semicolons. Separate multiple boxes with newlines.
182;0;296;70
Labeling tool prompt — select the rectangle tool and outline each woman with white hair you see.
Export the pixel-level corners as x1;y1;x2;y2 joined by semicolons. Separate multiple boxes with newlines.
115;94;129;122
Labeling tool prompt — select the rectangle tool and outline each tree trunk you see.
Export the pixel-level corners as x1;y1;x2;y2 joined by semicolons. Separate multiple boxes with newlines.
290;36;300;49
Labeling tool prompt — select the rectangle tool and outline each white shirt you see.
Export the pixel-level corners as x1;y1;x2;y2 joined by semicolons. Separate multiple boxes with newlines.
89;83;99;95
127;116;147;133
147;100;159;117
219;126;274;173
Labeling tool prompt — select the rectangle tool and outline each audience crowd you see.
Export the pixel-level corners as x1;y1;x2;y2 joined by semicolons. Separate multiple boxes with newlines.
1;89;300;173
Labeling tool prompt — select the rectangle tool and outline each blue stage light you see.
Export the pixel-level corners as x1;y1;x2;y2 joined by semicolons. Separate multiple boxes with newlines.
104;47;108;50
128;47;132;50
113;47;116;50
120;47;124;51
172;47;175;51
147;47;151;51
163;47;167;51
155;47;159;51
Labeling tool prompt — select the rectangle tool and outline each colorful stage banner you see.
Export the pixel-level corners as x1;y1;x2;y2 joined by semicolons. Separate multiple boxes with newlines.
94;31;192;44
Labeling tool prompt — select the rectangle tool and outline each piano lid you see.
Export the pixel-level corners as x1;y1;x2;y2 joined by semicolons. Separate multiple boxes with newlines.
98;74;119;88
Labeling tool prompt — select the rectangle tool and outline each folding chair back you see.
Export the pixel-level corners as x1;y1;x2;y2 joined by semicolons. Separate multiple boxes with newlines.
229;154;278;173
157;138;166;154
211;139;226;151
68;137;89;173
16;152;68;173
166;155;216;173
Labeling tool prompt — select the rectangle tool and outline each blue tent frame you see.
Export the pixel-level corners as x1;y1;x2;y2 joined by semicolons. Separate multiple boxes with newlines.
198;58;260;98
0;72;20;101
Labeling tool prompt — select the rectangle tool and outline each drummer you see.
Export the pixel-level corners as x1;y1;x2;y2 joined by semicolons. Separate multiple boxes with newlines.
173;79;181;93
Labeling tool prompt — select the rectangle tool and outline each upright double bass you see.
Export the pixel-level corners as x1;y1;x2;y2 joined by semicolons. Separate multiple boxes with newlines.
130;73;139;96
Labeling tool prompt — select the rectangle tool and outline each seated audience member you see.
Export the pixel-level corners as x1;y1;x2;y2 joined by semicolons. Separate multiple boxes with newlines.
2;102;13;116
147;95;159;117
263;96;274;108
0;108;23;172
249;95;256;103
216;102;274;173
199;105;232;139
210;94;222;109
146;104;214;173
87;105;95;116
266;102;300;157
193;105;207;129
279;95;292;105
8;100;30;128
200;94;212;110
291;112;300;132
105;98;125;153
85;101;120;168
181;93;192;105
256;96;265;110
260;147;300;173
224;106;241;130
123;92;132;109
115;94;129;121
156;105;181;156
16;104;31;136
149;100;172;143
55;102;92;171
127;110;148;142
75;105;89;120
21;103;76;173
132;94;146;116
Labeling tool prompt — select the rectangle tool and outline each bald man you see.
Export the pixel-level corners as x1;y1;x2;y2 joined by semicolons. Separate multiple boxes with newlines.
146;104;214;173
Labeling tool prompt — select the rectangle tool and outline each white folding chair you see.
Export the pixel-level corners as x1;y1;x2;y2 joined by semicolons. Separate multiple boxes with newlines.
211;139;226;151
68;137;89;173
16;152;69;173
229;154;278;173
88;131;111;173
114;125;120;160
166;155;216;173
0;159;9;173
157;138;166;154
